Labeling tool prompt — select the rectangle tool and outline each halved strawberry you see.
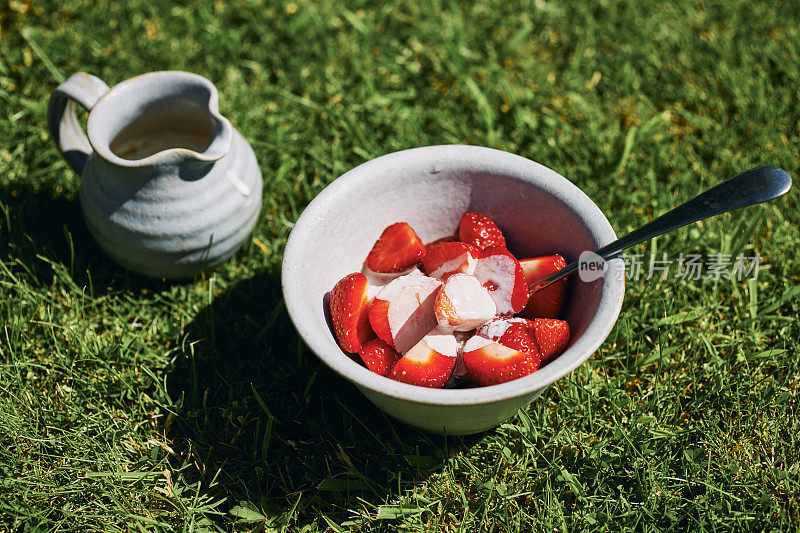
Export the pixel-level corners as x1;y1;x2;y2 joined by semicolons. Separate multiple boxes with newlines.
473;246;528;315
462;335;541;386
388;326;458;388
329;273;374;353
358;338;401;376
366;222;427;273
520;255;567;319
422;241;480;280
458;212;506;249
367;298;392;346
478;317;541;358
533;318;570;363
368;273;442;353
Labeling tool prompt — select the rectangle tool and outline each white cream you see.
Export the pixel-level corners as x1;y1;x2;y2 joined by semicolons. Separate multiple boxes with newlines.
478;316;527;341
423;326;459;357
473;253;518;315
375;270;437;300
375;272;442;353
462;334;495;353
362;265;422;299
435;273;496;332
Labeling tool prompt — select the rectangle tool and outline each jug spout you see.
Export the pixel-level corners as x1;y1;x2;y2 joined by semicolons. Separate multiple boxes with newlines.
86;71;234;168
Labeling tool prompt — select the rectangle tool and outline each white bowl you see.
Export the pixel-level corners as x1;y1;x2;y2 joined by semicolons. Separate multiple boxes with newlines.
282;145;624;435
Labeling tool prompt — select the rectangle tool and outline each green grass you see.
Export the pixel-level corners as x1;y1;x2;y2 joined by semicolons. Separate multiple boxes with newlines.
1;0;799;530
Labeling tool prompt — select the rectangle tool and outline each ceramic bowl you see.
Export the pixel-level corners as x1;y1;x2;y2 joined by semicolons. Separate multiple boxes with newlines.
282;145;625;435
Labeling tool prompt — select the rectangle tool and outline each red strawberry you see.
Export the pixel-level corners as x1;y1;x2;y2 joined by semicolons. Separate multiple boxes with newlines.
358;338;401;376
519;255;567;319
472;246;528;315
478;317;541;358
329;273;374;353
366;298;392;348
532;318;570;363
366;222;427;273
422;241;480;280
388;327;458;388
462;335;541;386
458;212;506;249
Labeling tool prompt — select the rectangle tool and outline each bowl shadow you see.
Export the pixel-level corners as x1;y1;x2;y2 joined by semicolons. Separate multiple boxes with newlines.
0;180;194;296
165;269;482;520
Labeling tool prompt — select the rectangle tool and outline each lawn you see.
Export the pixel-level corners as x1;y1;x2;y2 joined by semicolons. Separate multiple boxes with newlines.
1;0;799;530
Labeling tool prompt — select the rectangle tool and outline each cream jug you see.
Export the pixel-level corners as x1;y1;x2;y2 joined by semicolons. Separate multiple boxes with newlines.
48;71;262;278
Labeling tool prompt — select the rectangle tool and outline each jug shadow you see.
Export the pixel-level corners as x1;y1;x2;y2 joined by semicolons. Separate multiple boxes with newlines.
0;180;198;296
165;269;484;520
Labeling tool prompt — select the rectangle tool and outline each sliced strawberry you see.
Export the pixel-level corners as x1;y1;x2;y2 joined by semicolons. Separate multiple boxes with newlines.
368;273;442;353
462;335;541;386
533;318;570;363
520;255;567;319
458;212;506;249
434;273;496;331
358;338;401;376
472;246;528;315
422;241;480;280
367;298;393;348
366;222;427;273
478;317;541;358
329;273;374;353
388;326;458;388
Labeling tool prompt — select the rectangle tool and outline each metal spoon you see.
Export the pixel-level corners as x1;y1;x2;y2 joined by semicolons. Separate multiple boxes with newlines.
528;166;793;294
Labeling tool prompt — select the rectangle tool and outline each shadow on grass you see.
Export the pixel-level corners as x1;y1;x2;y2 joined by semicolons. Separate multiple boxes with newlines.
0;180;202;296
166;269;482;522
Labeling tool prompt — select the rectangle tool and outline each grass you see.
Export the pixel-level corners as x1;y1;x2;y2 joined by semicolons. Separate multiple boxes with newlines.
1;0;799;530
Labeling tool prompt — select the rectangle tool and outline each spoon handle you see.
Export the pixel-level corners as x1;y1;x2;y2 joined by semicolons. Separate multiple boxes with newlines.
529;166;792;294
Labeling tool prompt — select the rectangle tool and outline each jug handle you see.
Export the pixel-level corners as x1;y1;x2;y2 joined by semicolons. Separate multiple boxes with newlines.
47;73;110;174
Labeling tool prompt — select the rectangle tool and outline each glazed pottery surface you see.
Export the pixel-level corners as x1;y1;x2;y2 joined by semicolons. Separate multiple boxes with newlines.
282;145;625;435
48;71;262;278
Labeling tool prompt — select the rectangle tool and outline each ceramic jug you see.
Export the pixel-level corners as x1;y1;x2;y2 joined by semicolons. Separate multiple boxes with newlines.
47;71;262;279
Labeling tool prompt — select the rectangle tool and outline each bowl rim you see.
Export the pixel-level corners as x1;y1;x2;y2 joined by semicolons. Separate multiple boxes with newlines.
282;145;625;407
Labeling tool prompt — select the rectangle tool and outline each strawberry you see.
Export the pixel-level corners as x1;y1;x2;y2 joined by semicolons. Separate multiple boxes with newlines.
358;338;401;376
533;318;570;363
367;298;393;349
478;317;541;358
368;273;442;353
462;335;541;386
458;212;506;249
329;273;374;353
472;246;528;315
422;241;480;280
519;254;567;319
388;326;458;388
366;222;427;273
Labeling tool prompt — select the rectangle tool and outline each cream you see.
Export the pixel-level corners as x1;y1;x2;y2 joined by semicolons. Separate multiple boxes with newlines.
435;273;496;332
423;326;459;357
375;272;442;353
